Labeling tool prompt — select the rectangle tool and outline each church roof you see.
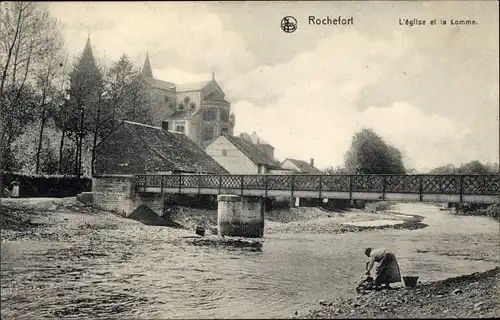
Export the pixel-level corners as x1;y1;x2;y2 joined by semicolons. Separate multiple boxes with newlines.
203;91;230;104
141;53;153;78
282;158;323;175
140;53;175;90
144;77;176;90
96;120;228;174
176;80;211;92
222;133;280;168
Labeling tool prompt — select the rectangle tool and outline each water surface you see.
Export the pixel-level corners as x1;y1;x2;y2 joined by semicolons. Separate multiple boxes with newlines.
1;203;498;319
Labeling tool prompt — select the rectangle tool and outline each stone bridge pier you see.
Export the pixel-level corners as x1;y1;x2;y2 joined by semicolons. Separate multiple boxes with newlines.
217;195;265;238
92;175;165;217
91;176;266;238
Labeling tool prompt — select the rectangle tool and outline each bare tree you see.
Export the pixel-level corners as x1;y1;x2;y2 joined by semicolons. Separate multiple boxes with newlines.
34;24;66;173
0;2;63;170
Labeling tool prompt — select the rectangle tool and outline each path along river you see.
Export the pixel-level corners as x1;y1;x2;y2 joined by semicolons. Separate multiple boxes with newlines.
1;202;498;319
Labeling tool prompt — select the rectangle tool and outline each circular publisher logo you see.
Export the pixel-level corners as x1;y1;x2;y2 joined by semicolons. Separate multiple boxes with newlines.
281;16;298;33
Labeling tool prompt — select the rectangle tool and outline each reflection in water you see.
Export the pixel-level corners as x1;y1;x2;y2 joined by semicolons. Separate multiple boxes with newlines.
1;203;498;319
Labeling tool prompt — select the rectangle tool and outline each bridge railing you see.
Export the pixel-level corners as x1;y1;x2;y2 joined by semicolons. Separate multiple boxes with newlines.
134;174;499;197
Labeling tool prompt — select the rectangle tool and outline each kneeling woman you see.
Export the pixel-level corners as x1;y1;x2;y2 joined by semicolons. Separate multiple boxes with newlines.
364;247;402;290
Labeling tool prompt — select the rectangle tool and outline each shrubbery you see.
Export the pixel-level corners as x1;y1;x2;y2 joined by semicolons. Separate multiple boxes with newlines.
452;203;499;220
1;172;91;198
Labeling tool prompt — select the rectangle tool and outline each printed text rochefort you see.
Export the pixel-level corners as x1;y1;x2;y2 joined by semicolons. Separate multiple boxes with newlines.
309;16;354;26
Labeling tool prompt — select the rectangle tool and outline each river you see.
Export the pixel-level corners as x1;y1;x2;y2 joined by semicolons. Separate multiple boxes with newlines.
1;202;498;319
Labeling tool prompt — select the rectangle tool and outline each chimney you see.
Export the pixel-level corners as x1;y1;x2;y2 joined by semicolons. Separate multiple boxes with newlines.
161;121;169;131
310;158;314;167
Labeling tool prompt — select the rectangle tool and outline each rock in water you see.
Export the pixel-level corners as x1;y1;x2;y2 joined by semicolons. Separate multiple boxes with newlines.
196;226;205;236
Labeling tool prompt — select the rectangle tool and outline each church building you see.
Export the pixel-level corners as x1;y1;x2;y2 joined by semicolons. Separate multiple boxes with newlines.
140;54;235;148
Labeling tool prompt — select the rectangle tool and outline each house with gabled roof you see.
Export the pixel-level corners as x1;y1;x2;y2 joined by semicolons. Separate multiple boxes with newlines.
94;120;228;175
205;133;281;174
239;131;276;163
139;53;235;149
280;158;323;175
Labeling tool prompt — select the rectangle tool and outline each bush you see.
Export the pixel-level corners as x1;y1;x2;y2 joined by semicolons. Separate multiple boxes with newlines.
484;204;499;219
452;203;499;220
0;171;91;198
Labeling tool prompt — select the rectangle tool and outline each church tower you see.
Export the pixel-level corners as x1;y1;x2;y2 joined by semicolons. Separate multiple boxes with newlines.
137;53;235;148
141;52;153;78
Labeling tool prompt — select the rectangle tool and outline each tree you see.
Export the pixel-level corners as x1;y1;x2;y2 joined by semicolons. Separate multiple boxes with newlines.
66;37;103;176
102;54;141;132
123;74;153;125
485;162;500;174
344;128;406;174
11;119;59;174
324;166;349;175
0;84;38;169
179;96;196;114
457;160;491;175
429;164;457;175
0;2;62;170
33;23;66;173
429;161;499;175
104;54;136;132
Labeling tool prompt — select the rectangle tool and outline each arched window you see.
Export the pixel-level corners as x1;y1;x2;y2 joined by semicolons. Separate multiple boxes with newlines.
220;109;229;122
203;108;217;121
174;121;185;133
203;126;214;140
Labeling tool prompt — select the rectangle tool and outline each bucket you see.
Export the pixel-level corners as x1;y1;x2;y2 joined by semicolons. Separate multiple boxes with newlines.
403;276;419;288
195;226;205;236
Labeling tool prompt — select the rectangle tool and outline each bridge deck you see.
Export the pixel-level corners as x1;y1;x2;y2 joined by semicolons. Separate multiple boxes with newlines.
134;174;499;204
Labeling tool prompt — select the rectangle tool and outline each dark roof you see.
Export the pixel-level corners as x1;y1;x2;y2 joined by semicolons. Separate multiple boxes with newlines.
239;132;272;146
167;111;187;120
223;133;280;167
141;54;153;78
176;80;211;92
283;158;323;174
203;91;230;104
144;77;176;90
104;121;228;174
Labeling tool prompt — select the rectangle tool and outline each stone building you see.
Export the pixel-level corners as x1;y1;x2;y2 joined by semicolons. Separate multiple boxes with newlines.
94;120;228;175
205;133;281;174
140;54;235;149
239;132;276;162
280;158;323;175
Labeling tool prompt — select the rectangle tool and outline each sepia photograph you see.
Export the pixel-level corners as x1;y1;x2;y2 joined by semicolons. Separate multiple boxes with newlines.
0;1;499;319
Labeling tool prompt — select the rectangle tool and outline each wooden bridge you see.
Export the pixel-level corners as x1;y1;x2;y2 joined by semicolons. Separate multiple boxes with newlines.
134;174;499;204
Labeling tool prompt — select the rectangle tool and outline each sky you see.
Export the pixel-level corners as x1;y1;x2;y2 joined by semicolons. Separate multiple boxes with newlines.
48;1;499;172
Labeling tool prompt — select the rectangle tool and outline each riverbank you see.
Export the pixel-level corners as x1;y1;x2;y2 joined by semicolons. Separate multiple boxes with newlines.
0;198;427;237
165;201;427;235
300;267;500;318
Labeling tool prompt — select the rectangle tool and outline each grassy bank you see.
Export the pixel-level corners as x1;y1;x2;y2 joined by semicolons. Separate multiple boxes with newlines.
451;203;499;220
1;198;426;237
299;267;500;319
